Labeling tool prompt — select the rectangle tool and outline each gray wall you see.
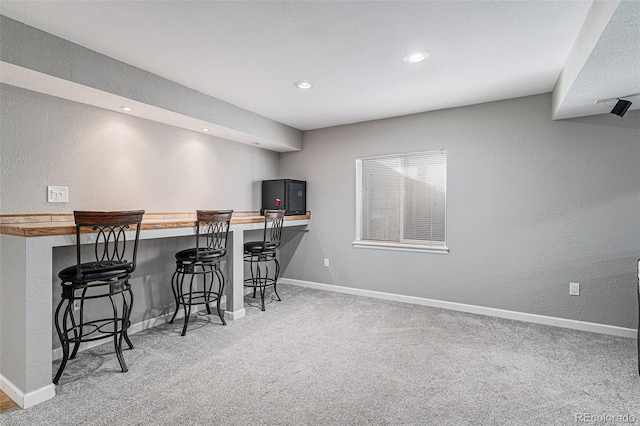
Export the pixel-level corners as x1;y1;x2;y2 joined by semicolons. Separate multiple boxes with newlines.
280;93;640;329
0;83;280;213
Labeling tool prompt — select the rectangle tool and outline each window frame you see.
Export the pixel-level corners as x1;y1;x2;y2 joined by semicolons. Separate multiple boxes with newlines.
353;150;449;254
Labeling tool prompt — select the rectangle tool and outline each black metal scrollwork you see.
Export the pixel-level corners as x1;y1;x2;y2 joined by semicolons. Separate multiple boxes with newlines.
269;216;284;245
204;221;226;250
94;224;130;266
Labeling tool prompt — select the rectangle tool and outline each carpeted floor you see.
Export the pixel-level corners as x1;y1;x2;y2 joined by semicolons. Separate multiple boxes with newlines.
3;284;639;425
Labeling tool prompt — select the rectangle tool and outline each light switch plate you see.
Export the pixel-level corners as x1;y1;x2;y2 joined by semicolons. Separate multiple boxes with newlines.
570;282;580;296
47;186;69;203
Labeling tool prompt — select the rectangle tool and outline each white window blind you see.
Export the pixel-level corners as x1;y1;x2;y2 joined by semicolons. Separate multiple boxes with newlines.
355;150;447;252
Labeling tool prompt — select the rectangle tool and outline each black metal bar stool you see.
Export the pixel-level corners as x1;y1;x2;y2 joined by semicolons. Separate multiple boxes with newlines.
169;210;233;336
244;209;285;311
53;210;145;385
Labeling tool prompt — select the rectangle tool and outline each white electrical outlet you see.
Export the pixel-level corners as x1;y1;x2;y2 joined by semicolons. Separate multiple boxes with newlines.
47;186;69;203
570;282;580;296
324;258;330;267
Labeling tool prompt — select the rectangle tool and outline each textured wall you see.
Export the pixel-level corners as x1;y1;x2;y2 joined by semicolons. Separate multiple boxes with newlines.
0;84;280;213
280;93;640;328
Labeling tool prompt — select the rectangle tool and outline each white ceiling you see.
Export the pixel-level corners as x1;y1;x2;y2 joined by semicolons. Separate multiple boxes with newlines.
1;1;638;131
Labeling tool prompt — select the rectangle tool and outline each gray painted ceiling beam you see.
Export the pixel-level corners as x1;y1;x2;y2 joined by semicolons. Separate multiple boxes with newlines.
0;15;302;152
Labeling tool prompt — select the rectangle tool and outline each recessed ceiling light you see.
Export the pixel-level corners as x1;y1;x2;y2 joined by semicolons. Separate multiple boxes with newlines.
294;80;313;89
120;106;133;111
403;51;431;63
201;128;210;132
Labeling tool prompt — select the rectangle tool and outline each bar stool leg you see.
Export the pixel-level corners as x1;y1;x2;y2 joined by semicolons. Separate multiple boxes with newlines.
250;256;258;299
180;273;196;336
250;255;265;309
169;269;181;324
203;265;213;315
214;267;227;325
122;286;134;349
108;293;128;373
53;299;71;385
272;256;282;302
68;307;80;360
70;288;88;360
259;259;266;312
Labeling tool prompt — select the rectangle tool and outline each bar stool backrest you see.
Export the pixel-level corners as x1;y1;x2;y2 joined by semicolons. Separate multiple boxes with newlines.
195;210;233;260
73;210;145;280
263;209;285;250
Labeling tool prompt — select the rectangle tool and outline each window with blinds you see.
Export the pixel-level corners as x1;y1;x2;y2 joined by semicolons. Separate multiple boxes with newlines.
354;150;447;253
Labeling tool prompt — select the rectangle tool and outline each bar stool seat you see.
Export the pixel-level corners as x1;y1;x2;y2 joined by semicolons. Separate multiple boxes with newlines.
243;241;278;253
175;248;225;262
53;210;144;385
58;262;135;281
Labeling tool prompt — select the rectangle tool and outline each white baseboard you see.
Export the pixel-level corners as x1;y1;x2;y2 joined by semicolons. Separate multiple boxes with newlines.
280;278;638;339
0;374;56;409
224;309;246;320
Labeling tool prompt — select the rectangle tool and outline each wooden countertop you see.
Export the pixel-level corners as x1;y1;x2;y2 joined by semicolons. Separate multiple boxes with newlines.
0;211;311;237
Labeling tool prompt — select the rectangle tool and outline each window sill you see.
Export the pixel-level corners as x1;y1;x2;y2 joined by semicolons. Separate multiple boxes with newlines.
352;241;449;254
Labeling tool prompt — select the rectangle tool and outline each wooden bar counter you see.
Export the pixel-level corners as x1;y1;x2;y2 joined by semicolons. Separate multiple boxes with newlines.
0;211;310;409
0;211;310;237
